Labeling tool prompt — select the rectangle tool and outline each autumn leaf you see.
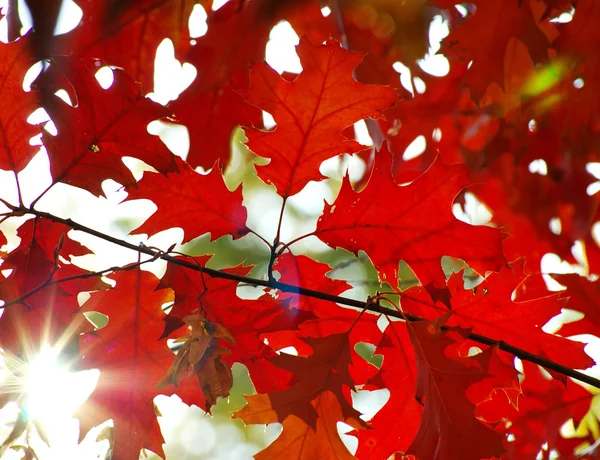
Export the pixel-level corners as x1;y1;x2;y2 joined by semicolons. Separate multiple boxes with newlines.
52;0;197;93
0;219;101;355
234;334;368;459
354;320;422;460
402;261;593;369
438;0;549;100
34;57;177;197
243;36;398;197
76;269;175;460
315;148;506;286
157;314;234;408
156;256;312;395
0;36;40;173
169;68;262;170
504;362;594;458
406;315;512;460
127;156;249;244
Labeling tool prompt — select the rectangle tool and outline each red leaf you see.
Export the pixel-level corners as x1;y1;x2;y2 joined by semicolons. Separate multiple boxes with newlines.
550;273;600;336
0;219;99;354
35;57;177;197
77;269;174;460
0;37;40;173
406;316;509;460
505;362;594;458
156;257;311;396
439;0;549;100
402;261;593;370
169;69;262;170
243;36;398;197
354;320;422;460
273;253;382;383
127;156;248;244
234;334;368;459
54;0;197;92
316;148;506;286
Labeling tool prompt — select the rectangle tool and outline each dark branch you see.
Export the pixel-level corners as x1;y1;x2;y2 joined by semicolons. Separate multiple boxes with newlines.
5;204;600;390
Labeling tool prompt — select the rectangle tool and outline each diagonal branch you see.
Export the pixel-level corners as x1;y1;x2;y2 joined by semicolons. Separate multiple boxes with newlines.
3;203;600;390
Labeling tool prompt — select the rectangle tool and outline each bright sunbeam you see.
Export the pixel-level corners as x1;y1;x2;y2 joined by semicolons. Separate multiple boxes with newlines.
23;347;99;423
0;344;100;445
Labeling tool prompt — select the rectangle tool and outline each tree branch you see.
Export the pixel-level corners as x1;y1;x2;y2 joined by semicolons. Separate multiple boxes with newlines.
4;204;600;390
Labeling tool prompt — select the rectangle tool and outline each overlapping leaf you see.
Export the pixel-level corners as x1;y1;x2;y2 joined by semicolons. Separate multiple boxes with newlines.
406;315;517;460
0;37;40;173
0;219;102;355
402;261;593;369
243;37;398;197
156;256;311;395
76;269;175;460
35;57;177;197
316;148;506;286
437;0;549;100
53;0;197;92
354;320;422;460
126;156;248;244
234;334;368;459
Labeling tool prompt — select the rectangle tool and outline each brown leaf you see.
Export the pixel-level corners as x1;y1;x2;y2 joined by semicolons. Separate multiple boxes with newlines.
157;315;235;409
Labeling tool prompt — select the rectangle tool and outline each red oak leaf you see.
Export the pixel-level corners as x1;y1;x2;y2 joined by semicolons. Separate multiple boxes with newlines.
234;334;368;460
504;362;594;459
127;156;248;244
0;36;40;173
35;57;176;197
439;0;549;100
76;269;175;460
406;316;508;460
242;36;398;197
354;319;422;460
171;0;333;170
0;219;101;354
169;68;262;170
273;253;382;383
53;0;197;92
550;273;600;337
315;148;506;286
383;65;498;183
402;261;593;370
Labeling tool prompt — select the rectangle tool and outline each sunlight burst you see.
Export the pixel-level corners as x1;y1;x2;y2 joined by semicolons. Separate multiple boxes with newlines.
23;347;99;423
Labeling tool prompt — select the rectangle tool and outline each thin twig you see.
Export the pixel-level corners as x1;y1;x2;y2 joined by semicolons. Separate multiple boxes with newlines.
1;254;161;310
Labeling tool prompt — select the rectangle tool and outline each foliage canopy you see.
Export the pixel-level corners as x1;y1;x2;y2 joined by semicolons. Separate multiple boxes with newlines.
2;0;600;459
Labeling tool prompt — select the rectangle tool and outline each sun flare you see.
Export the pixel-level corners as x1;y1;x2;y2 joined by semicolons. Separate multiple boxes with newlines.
0;345;99;427
22;347;99;423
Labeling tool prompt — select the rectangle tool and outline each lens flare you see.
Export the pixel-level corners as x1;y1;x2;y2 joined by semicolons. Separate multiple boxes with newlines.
23;347;99;423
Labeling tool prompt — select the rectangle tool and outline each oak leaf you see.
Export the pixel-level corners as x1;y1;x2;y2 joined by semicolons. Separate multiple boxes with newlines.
243;36;398;197
402;261;593;370
127;156;248;244
406;315;512;460
0;36;40;173
157;314;234;408
316;148;506;285
234;334;368;460
35;57;177;197
438;0;549;100
76;269;175;460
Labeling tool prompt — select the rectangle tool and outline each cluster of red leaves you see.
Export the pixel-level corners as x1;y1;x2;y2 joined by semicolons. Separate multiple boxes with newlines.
2;0;600;459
